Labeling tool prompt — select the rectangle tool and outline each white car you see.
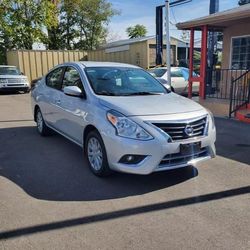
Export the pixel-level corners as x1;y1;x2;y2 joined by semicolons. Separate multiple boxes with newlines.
31;62;216;177
0;65;30;93
149;67;199;95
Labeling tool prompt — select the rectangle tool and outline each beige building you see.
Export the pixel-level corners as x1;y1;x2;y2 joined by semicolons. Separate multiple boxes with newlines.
88;36;181;69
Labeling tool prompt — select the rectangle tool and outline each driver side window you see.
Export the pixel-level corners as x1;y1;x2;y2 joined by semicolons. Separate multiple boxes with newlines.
62;67;83;91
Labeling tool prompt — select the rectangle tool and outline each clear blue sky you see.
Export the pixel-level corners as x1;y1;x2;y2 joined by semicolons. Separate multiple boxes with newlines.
108;0;239;41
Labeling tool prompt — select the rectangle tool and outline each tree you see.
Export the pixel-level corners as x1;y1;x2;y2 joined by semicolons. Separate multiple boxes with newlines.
45;0;62;50
0;0;57;49
0;0;118;59
0;0;58;63
74;0;119;50
45;0;118;50
238;0;250;5
126;25;147;39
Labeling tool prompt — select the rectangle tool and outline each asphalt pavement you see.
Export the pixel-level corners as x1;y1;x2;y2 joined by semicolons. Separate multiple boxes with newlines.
0;93;249;250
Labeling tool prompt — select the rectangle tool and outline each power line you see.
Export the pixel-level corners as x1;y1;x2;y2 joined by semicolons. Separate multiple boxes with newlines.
170;8;177;24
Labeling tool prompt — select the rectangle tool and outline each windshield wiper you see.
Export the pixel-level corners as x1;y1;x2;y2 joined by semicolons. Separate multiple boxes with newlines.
96;90;117;96
123;92;165;96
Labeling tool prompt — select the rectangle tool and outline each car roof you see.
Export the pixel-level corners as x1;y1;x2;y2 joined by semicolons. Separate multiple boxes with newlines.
77;61;140;68
149;67;189;70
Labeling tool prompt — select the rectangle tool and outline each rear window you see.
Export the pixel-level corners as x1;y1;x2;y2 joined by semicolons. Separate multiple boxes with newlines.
148;68;167;77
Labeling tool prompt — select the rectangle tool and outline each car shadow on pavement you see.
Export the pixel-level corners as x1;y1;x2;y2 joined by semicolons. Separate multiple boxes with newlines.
0;126;198;201
215;117;250;165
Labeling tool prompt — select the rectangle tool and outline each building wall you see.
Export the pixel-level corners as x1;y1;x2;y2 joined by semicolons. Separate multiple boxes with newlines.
88;37;179;69
6;50;87;82
88;41;149;69
147;37;178;67
222;21;250;69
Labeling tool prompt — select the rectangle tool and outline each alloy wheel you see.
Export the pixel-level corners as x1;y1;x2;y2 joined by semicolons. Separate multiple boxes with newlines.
87;137;103;171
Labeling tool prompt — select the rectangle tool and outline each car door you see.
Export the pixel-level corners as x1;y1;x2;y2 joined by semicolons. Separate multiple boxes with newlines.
41;67;65;128
56;66;88;145
182;68;200;94
170;68;187;94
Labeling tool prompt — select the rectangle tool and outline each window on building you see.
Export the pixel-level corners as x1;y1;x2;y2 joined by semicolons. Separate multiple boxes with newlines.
231;36;250;70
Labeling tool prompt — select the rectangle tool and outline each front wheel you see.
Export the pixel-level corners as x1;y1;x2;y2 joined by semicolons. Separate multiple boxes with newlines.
85;130;112;177
35;108;51;136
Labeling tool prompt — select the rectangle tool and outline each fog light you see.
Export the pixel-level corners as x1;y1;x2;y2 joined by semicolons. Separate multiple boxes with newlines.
127;155;134;161
119;155;147;165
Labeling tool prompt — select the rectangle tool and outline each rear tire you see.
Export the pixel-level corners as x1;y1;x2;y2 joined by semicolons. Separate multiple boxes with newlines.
85;130;112;177
35;108;51;136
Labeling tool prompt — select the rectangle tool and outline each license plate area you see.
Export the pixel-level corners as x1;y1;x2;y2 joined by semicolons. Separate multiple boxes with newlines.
180;142;201;155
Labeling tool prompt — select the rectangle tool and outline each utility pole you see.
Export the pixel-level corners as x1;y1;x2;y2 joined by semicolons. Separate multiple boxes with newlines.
156;0;192;87
165;0;171;86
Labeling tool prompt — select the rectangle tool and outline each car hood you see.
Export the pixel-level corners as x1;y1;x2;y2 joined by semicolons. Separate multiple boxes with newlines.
0;75;28;79
98;93;204;117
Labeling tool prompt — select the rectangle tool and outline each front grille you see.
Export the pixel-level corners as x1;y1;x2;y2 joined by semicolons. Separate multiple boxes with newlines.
7;84;25;87
153;116;207;141
158;147;208;168
6;79;25;84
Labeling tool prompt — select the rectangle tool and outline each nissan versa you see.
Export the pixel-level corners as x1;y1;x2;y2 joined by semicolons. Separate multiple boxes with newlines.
31;62;216;176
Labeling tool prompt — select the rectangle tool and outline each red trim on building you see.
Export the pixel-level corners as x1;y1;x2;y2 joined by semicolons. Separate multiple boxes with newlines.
188;25;208;100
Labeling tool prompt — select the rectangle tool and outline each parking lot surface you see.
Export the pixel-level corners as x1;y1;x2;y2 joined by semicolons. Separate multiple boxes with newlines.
0;93;250;250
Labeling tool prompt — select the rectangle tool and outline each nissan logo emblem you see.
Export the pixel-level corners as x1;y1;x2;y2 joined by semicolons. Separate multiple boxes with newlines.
184;125;194;136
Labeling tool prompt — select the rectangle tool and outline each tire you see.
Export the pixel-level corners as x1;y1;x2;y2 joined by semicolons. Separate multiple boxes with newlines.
85;130;112;177
35;108;51;136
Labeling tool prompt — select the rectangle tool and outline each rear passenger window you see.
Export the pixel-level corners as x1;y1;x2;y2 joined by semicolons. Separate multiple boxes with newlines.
62;67;83;91
46;67;63;90
171;69;183;78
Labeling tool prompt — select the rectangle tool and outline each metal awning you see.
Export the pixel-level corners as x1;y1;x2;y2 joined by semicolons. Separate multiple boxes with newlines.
176;5;250;30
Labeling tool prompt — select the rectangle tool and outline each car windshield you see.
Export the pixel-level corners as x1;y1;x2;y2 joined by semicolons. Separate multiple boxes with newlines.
148;68;167;77
0;67;21;75
181;68;198;80
85;67;168;96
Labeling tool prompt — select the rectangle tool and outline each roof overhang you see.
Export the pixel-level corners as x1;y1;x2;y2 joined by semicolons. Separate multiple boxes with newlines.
176;5;250;31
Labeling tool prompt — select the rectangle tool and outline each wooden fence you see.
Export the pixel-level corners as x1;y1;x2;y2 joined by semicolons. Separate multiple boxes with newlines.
6;50;87;82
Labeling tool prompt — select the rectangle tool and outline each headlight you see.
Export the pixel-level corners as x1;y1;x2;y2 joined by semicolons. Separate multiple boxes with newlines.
0;79;8;84
107;110;153;140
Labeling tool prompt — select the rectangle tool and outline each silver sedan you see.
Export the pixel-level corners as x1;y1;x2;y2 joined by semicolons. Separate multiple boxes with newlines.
31;62;216;177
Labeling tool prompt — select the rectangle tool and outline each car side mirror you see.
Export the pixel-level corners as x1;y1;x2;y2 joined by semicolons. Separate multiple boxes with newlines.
63;86;85;98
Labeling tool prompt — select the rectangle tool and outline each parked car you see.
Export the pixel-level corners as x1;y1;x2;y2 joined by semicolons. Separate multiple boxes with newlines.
31;62;216;177
148;67;199;95
155;77;172;91
0;65;30;93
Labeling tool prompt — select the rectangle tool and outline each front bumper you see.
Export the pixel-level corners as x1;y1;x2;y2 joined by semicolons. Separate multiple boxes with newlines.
0;85;30;92
102;130;216;175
